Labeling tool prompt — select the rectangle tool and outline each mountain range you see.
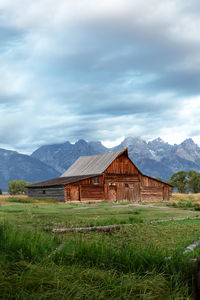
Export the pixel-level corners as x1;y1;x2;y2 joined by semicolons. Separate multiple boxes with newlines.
1;137;200;190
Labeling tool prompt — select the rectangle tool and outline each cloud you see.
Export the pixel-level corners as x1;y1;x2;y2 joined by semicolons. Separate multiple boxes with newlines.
0;0;200;153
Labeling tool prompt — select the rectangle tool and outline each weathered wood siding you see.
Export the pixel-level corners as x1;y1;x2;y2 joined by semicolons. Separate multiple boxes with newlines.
140;175;163;187
64;175;104;202
105;154;139;175
104;181;141;202
140;187;163;202
139;174;172;202
28;186;65;202
103;154;141;202
72;176;104;185
81;185;104;200
105;174;139;183
70;186;80;201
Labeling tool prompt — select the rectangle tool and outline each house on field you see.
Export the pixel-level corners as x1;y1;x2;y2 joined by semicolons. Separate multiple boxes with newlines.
27;148;172;203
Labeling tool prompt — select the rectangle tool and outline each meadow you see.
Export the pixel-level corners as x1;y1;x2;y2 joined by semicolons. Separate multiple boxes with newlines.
1;195;200;299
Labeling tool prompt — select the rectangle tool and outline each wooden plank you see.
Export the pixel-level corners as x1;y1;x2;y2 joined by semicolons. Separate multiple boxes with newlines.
80;185;104;200
70;185;80;201
52;224;132;233
105;154;139;175
28;187;65;202
105;174;139;183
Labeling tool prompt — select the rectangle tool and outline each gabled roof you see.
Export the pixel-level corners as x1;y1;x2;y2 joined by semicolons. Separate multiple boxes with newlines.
27;175;99;188
61;149;128;177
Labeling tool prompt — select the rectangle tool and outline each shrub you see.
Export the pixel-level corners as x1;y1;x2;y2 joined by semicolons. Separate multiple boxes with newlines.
8;180;30;195
168;200;179;207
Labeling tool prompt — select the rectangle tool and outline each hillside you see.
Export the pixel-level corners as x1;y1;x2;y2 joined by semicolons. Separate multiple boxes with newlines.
0;148;60;191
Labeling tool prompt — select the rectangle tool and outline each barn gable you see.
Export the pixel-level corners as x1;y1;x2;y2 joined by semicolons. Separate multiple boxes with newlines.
105;150;140;175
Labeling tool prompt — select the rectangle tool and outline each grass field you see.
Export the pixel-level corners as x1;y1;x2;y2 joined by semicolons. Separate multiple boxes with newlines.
169;193;200;210
1;195;200;299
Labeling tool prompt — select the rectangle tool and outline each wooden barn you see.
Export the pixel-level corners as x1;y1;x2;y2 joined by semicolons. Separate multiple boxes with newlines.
27;148;172;203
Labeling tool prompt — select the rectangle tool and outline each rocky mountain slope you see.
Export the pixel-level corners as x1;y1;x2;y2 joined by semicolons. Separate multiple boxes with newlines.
0;148;60;191
31;137;200;181
1;137;199;191
31;139;109;173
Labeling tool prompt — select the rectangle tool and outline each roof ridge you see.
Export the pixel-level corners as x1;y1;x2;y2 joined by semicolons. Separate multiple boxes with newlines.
75;148;127;159
61;148;128;177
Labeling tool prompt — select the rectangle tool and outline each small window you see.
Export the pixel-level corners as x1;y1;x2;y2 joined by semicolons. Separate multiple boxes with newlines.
94;177;99;184
125;184;134;188
43;190;46;194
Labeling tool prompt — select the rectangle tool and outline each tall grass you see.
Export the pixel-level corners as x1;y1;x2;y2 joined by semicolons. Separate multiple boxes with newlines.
0;222;195;299
168;193;200;210
0;195;58;204
54;238;193;278
1;199;199;300
0;222;59;263
0;221;194;299
6;196;38;203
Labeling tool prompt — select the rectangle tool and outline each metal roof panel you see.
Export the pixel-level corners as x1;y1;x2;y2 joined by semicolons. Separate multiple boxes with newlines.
61;149;127;177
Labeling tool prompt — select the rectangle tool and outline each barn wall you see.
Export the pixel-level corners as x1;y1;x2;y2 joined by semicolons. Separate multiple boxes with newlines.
81;185;104;200
139;174;164;187
139;174;172;201
28;186;65;202
64;176;105;202
62;162;172;203
140;187;163;202
65;184;105;202
72;176;104;185
104;174;141;202
105;174;139;183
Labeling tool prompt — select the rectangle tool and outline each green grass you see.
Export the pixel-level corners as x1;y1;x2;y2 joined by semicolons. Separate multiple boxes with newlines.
4;196;58;204
1;196;200;299
5;196;39;203
0;222;195;299
168;193;200;210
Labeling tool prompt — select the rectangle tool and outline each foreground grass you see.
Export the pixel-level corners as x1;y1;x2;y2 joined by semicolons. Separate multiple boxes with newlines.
0;222;195;299
0;195;200;298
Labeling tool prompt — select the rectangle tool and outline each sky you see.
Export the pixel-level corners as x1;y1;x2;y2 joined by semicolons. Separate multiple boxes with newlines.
1;0;200;153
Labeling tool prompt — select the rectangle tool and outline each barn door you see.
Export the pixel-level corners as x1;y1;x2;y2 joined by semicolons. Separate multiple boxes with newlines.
133;183;140;202
109;185;117;201
65;187;70;202
124;184;129;201
124;183;140;202
70;186;80;201
163;186;169;201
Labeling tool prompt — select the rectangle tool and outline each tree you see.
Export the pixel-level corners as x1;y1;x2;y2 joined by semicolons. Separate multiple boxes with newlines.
155;177;163;182
0;188;2;195
187;171;200;193
8;180;30;195
170;171;188;193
